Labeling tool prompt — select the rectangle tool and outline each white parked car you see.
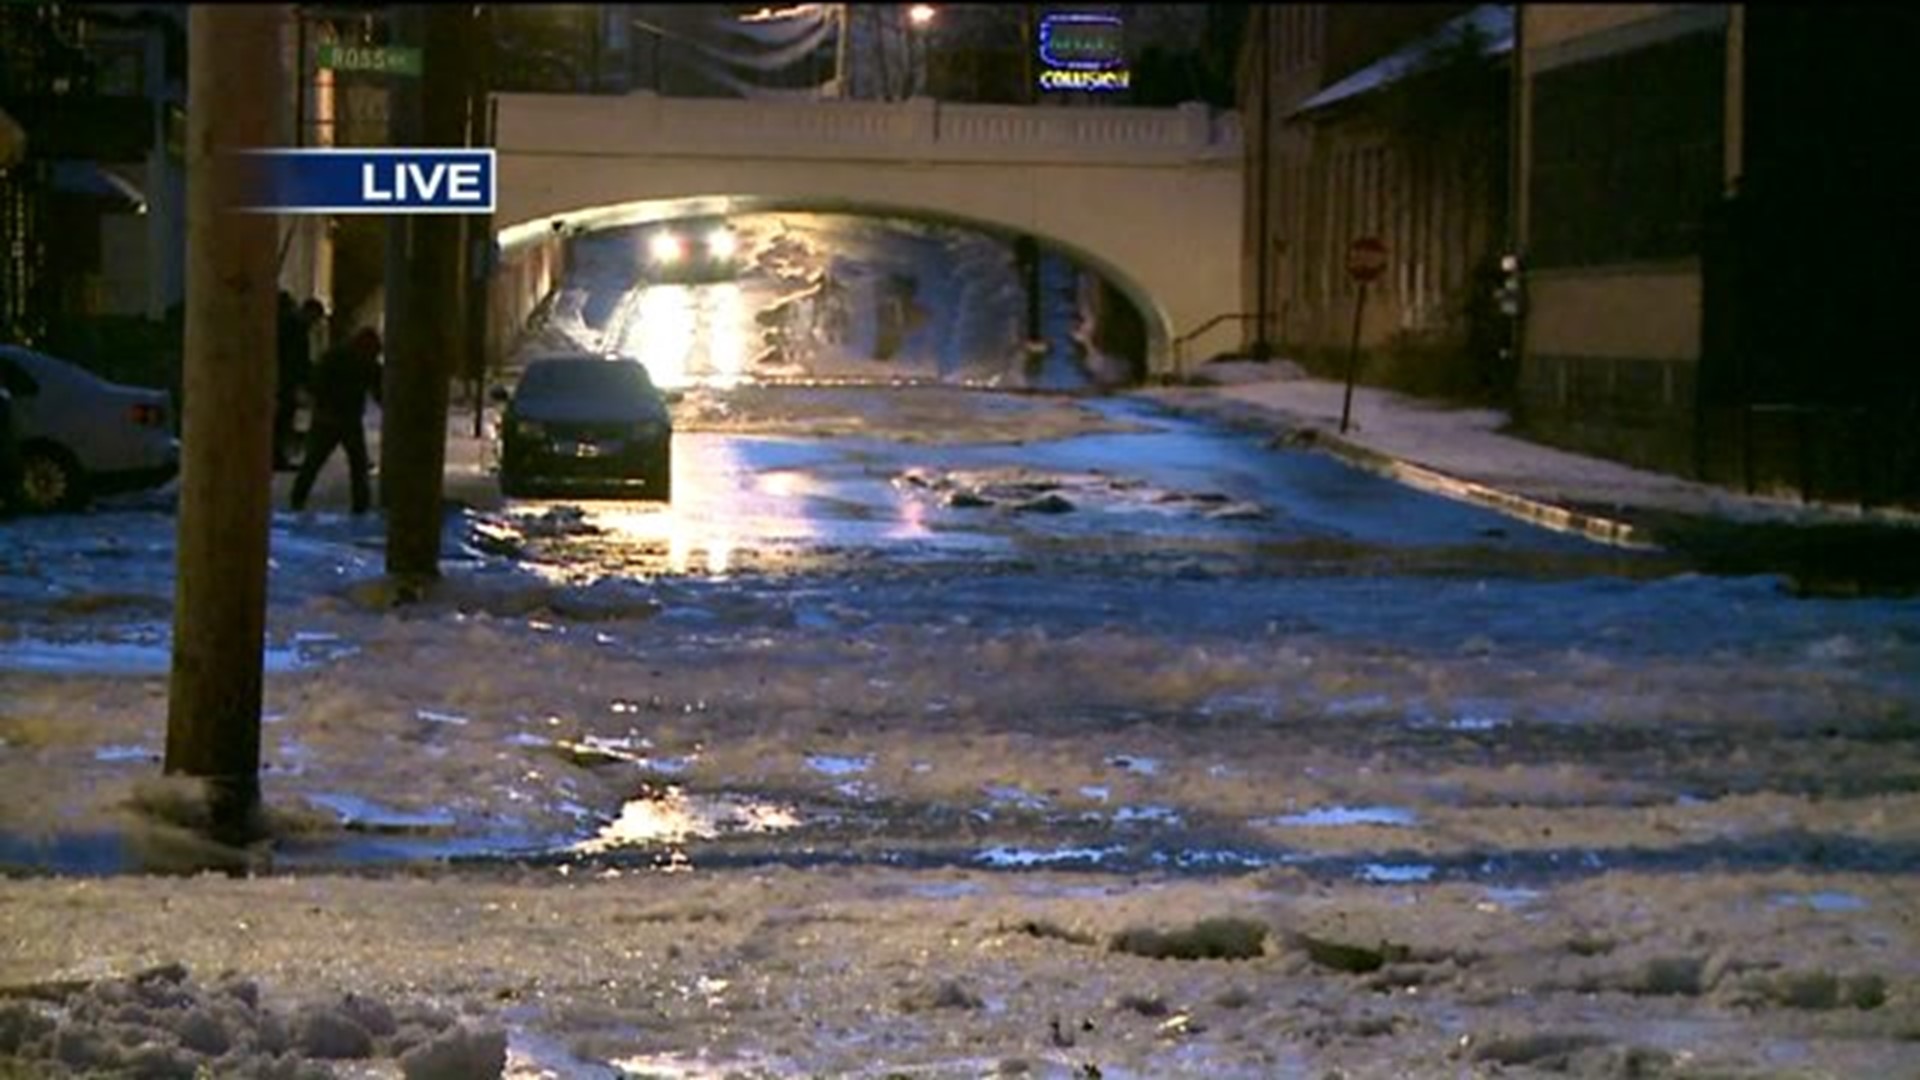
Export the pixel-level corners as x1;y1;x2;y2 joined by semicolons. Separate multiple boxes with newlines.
0;345;179;512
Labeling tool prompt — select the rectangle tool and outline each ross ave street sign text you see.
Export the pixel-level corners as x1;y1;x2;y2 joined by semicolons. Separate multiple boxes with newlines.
316;42;423;77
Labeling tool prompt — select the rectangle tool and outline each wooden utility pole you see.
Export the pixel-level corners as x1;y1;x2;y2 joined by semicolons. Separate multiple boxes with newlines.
165;3;285;841
1251;5;1274;362
466;7;496;438
382;3;467;581
380;5;420;520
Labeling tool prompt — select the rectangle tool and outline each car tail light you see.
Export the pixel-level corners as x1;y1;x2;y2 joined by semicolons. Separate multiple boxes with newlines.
128;402;166;428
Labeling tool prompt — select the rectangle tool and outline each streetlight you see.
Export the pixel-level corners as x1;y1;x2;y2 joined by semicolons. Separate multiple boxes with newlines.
906;4;935;97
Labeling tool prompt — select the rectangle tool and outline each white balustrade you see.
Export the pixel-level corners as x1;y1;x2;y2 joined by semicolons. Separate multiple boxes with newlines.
495;92;1241;164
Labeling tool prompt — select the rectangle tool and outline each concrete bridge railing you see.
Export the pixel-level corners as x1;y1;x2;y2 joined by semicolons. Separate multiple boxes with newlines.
498;92;1241;166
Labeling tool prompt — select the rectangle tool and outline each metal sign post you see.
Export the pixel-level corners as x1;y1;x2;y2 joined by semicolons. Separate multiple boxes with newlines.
1340;236;1388;434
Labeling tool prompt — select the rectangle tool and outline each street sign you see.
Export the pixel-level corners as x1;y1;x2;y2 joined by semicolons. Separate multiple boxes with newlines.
1347;236;1389;283
1340;236;1388;433
316;42;423;78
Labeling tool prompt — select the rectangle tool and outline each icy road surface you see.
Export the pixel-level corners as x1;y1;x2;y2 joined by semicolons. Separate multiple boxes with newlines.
3;381;1918;1076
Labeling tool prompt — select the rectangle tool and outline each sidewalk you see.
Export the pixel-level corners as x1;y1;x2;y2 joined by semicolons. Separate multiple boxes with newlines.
1141;361;1920;587
267;399;502;517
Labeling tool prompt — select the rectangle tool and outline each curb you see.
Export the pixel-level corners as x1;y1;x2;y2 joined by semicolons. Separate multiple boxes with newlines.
1136;388;1659;551
1299;430;1659;551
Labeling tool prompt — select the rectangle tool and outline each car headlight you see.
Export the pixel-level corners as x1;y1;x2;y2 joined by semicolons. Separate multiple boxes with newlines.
705;228;737;260
514;419;545;438
649;231;684;264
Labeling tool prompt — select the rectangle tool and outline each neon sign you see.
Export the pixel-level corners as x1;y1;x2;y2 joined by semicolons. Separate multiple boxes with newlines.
1038;12;1130;92
1040;68;1131;91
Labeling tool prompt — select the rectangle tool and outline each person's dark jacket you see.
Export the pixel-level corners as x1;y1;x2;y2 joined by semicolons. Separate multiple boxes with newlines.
277;308;312;405
310;340;382;421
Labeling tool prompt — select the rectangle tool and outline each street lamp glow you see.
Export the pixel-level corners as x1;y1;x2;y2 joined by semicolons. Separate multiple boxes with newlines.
907;4;935;27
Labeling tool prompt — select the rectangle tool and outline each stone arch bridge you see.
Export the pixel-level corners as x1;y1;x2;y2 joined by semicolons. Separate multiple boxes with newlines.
490;91;1243;374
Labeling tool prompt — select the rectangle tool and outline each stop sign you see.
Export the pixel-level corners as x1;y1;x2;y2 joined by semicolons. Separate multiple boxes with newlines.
1347;236;1389;283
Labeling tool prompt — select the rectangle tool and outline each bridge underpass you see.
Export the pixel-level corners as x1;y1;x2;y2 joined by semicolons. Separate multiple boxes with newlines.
488;91;1244;378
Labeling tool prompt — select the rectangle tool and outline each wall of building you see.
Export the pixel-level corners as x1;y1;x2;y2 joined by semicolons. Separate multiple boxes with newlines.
1515;4;1732;475
1240;4;1505;395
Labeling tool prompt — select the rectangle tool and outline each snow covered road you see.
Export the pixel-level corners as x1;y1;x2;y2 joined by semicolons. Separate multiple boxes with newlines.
3;381;1919;1077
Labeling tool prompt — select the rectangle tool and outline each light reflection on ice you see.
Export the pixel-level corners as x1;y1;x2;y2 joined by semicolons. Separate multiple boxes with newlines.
1770;891;1869;913
1358;863;1436;884
268;740;310;775
574;787;801;853
1326;694;1394;716
306;793;459;832
976;844;1127;868
1479;886;1544;910
1264;805;1418;828
806;754;872;777
609;1050;790;1079
1152;848;1282;871
983;785;1050;810
908;881;987;900
1113;805;1183;826
565;734;655;762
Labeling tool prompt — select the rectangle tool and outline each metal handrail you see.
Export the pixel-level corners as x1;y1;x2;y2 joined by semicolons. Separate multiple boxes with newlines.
1171;312;1260;379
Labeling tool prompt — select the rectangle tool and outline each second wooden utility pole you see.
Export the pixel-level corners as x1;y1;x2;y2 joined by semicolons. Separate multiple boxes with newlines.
382;4;468;582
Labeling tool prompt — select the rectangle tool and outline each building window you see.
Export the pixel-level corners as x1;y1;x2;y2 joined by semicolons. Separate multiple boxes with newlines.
1529;28;1726;268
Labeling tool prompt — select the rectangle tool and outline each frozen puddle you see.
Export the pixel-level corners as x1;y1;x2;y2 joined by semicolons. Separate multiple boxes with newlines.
0;626;357;675
306;793;459;833
575;787;801;853
1770;891;1869;913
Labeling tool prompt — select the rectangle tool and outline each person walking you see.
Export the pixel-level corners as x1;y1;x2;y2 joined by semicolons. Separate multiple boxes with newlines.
273;292;315;471
300;298;329;363
290;327;383;515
